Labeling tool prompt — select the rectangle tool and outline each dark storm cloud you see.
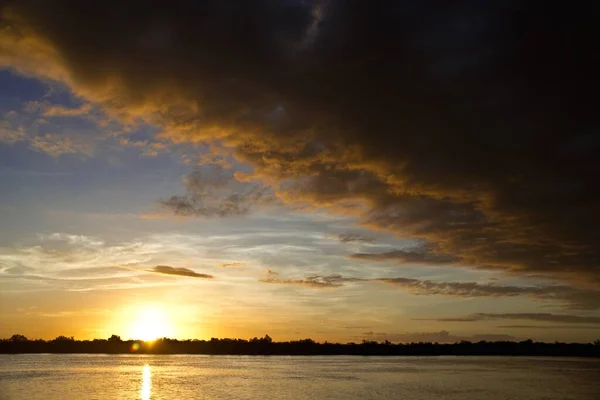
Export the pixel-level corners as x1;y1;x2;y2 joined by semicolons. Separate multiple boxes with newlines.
2;1;599;283
150;265;213;279
418;313;600;324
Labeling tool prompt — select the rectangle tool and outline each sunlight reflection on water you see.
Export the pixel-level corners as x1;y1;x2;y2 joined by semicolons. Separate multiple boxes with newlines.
141;364;151;400
0;355;599;399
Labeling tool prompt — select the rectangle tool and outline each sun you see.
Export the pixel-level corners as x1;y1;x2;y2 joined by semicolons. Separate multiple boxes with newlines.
128;306;174;341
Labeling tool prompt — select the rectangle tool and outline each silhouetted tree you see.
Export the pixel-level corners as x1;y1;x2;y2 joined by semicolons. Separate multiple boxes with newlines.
108;335;122;342
53;335;75;342
0;335;598;357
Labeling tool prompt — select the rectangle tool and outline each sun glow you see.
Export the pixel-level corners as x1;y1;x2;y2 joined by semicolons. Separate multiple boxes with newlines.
127;306;174;341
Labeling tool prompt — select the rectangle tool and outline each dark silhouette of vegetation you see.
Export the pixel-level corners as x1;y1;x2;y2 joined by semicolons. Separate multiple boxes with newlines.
1;334;599;357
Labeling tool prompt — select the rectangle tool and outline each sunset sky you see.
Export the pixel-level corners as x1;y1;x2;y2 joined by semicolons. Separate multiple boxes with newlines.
1;1;599;343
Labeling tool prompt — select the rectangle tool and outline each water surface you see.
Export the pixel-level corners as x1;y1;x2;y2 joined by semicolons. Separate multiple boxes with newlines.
0;354;598;399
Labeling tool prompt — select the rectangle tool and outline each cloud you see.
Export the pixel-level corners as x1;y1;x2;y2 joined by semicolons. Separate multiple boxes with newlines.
118;137;168;157
0;232;223;292
25;101;93;118
350;248;461;265
38;233;104;247
0;120;27;144
1;1;599;284
260;273;600;310
332;233;374;244
1;265;35;275
219;262;250;268
497;325;600;330
418;313;600;325
149;265;213;279
1;104;109;157
361;330;518;343
29;133;95;157
159;166;278;218
41;103;92;117
260;274;364;289
1;269;179;292
377;278;600;310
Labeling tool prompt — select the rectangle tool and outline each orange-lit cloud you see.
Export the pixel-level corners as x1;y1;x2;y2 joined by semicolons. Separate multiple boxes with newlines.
1;1;598;291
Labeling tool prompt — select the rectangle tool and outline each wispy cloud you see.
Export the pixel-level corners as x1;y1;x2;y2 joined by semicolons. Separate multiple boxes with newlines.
261;274;364;288
373;278;600;310
260;273;600;310
0;104;111;158
29;133;96;157
416;313;600;324
497;325;600;330
1;271;178;292
350;248;462;265
159;166;278;218
219;262;250;268
118;137;168;157
40;102;92;117
38;233;104;247
0;233;219;291
149;265;213;279
331;233;374;244
0;119;26;144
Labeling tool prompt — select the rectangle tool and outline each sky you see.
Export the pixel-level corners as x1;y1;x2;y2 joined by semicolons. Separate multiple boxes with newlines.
0;1;599;343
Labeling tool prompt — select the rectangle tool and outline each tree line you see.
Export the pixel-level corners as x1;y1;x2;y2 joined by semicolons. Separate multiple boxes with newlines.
2;334;599;357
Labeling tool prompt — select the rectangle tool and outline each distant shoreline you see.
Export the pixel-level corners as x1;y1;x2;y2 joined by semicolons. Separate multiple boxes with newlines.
2;353;600;358
2;335;599;357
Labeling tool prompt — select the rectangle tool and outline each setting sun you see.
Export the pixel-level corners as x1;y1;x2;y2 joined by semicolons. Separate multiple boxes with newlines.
1;1;599;399
127;307;174;341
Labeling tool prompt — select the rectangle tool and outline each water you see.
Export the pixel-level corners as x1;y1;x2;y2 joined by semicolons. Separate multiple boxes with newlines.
0;355;598;399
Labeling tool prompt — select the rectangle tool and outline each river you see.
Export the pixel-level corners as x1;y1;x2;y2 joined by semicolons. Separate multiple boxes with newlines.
0;354;598;399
